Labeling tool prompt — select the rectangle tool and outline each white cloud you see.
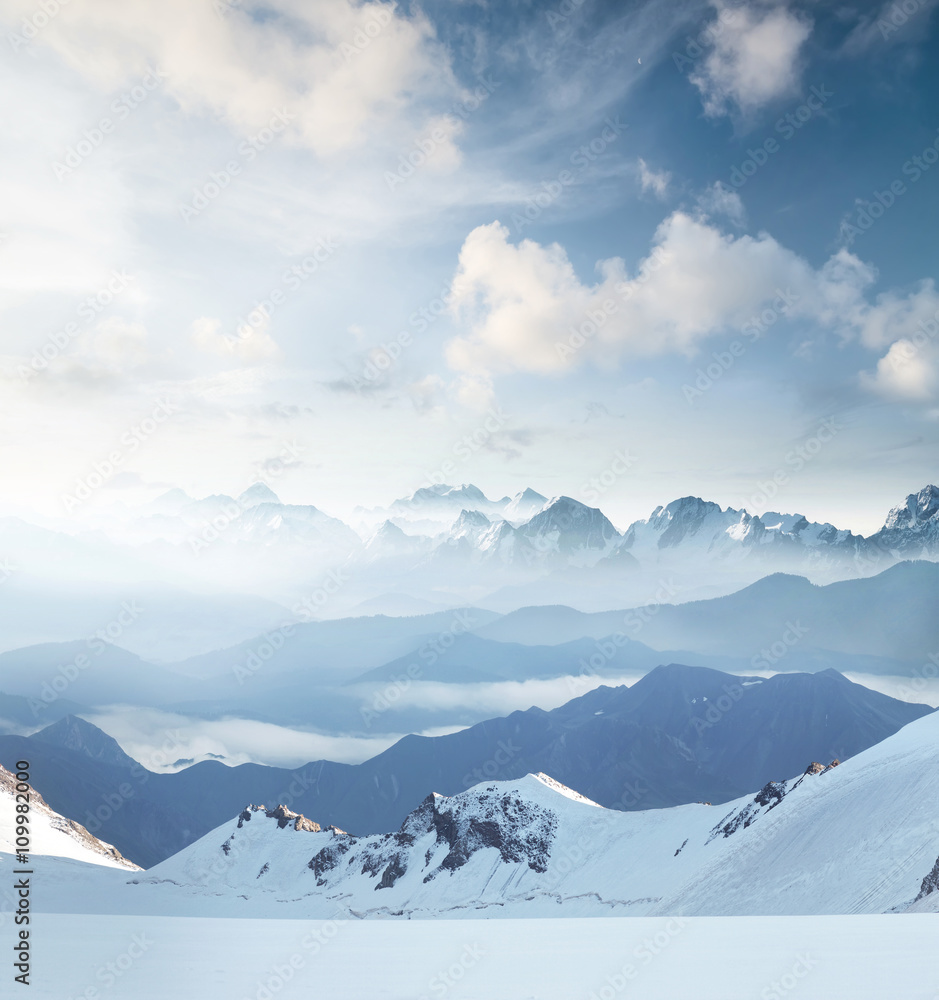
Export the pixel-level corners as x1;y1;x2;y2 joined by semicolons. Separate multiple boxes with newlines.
83;706;410;768
637;158;670;199
447;222;596;375
862;340;939;400
852;279;939;350
192;315;282;363
444;213;939;389
689;1;812;118
1;0;455;158
854;280;939;401
349;675;646;718
85;317;150;369
414;114;466;174
446;214;813;375
843;671;939;708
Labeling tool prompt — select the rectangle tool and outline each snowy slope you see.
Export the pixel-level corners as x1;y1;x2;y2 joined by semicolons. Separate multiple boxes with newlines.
27;913;939;1000
132;710;939;918
0;765;139;870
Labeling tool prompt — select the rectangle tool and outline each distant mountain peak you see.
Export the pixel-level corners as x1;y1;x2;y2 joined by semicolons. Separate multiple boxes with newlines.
654;495;726;517
30;715;139;770
419;483;486;501
456;510;490;526
522;497;619;553
503;488;549;523
374;519;410;539
452;509;490;530
237;482;282;508
153;487;193;504
145;487;196;516
532;495;610;523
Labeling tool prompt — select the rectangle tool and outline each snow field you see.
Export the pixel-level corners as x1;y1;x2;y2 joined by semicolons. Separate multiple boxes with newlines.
23;912;939;1000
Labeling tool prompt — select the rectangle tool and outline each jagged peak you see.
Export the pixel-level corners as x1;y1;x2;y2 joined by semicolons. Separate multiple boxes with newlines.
414;483;488;501
452;508;490;529
484;519;517;539
542;495;593;512
882;484;939;530
652;496;726;520
236;803;343;834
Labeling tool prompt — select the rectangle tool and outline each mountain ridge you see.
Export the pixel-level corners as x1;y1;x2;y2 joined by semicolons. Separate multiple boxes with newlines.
0;664;929;867
130;707;939;917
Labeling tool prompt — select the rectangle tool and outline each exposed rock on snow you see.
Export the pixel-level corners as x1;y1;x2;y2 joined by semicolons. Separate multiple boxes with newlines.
912;854;939;903
129;715;939;919
0;764;139;870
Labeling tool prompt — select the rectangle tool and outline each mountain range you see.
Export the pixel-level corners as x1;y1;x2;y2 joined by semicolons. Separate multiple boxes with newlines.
140;708;939;917
4;483;939;654
472;559;939;668
20;705;939;919
0;664;929;868
0;559;935;750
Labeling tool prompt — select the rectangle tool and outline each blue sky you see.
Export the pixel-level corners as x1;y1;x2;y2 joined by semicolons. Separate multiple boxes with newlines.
1;0;937;532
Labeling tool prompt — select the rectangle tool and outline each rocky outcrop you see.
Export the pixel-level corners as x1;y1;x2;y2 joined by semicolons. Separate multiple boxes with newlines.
306;783;560;893
708;779;793;842
265;804;321;832
236;803;343;834
913;854;939;902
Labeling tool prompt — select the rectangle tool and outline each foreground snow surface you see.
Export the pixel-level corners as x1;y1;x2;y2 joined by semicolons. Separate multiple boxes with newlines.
20;912;939;1000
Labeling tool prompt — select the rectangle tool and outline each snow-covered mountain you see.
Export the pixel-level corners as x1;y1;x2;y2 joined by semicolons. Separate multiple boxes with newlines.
134;705;939;916
503;487;549;523
8;665;926;869
0;764;138;870
133;480;939;608
520;496;621;561
429;496;624;569
362;483;545;528
362;519;429;562
448;508;492;545
621;495;869;568
871;484;939;554
5;481;939;638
